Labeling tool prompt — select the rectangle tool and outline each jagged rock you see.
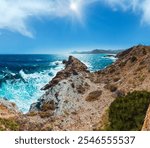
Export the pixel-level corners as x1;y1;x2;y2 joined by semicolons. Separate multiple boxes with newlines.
30;56;91;112
62;60;67;64
41;56;89;90
30;73;88;113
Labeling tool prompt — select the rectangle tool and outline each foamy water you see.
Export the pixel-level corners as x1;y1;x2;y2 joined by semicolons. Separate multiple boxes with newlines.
0;54;116;112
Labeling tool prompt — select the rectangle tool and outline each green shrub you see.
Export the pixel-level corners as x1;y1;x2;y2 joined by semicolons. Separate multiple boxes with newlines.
39;111;53;118
107;91;150;131
0;118;19;131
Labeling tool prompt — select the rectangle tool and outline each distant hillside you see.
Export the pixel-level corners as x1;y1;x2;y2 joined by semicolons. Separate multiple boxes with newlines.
72;49;123;54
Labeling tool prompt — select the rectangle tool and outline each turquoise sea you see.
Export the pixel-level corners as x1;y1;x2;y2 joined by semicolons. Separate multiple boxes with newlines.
0;54;116;112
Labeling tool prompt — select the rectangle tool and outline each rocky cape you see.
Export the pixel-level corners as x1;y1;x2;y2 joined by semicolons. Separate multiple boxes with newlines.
1;45;150;131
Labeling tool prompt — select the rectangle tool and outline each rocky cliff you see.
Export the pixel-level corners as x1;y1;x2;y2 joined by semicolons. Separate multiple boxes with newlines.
29;45;150;130
142;105;150;131
30;56;113;130
1;45;150;131
94;45;150;93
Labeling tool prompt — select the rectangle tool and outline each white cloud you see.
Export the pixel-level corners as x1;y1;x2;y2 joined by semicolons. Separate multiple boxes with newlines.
140;0;150;25
0;0;150;38
0;0;85;38
0;0;50;38
104;0;150;25
104;0;130;10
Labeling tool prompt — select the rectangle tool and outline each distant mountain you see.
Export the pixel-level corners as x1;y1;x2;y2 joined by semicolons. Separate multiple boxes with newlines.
71;49;123;54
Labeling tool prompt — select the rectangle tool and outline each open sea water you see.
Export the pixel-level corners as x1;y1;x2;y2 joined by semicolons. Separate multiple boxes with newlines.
0;54;116;112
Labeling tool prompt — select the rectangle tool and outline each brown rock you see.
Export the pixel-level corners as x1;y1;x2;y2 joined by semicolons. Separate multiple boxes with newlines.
41;56;89;90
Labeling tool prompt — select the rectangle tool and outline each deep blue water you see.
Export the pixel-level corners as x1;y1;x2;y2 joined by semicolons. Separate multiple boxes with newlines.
0;54;116;112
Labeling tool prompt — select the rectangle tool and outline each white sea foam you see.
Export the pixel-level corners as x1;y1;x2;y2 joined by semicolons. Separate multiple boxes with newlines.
0;60;65;113
102;55;117;62
108;57;117;62
81;60;93;71
0;54;114;113
50;60;63;66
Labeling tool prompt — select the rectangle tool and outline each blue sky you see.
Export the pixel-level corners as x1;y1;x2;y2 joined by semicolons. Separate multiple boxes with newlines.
0;0;150;54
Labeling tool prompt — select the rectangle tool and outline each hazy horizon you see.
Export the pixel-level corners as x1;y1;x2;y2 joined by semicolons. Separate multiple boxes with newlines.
0;46;125;54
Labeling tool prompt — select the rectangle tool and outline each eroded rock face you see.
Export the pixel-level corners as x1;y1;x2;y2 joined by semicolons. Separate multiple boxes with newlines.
29;55;114;130
30;56;90;113
30;73;90;113
94;45;150;93
41;56;89;90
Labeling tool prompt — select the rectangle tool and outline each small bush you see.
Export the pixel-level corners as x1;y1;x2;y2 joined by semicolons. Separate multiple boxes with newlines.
107;91;150;131
119;61;127;67
105;84;117;92
86;90;102;101
41;100;55;111
130;56;137;63
0;118;19;131
27;112;38;117
39;111;53;118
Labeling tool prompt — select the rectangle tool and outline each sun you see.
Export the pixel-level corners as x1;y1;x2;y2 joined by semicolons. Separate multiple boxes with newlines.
70;2;79;13
69;0;84;23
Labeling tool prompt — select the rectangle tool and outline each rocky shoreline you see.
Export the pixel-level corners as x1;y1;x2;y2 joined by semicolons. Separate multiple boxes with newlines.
1;45;150;131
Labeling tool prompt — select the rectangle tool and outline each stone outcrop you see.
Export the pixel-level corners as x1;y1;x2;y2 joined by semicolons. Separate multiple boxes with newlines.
41;56;89;90
30;55;114;130
94;45;150;93
30;56;92;114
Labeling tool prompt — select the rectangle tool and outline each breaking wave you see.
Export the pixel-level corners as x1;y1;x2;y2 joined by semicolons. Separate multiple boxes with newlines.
0;60;64;113
0;54;115;113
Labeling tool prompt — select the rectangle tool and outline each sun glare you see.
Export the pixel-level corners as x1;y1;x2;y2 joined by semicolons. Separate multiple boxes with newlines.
70;2;78;12
69;0;84;23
